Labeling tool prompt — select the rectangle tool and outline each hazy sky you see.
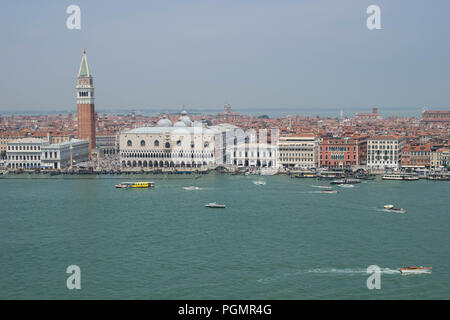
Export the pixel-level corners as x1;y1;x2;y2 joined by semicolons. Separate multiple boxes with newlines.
1;0;449;112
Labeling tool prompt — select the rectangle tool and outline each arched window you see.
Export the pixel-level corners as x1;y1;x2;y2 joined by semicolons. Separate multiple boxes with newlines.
165;142;170;148
127;140;132;147
154;140;159;147
245;136;250;144
140;140;145;147
191;142;195;148
177;140;181;146
204;142;209;148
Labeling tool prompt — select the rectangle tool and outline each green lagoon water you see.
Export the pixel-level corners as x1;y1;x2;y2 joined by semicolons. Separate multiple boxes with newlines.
0;173;449;299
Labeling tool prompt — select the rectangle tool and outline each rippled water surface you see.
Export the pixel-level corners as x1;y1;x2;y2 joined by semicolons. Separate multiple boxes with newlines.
0;174;449;299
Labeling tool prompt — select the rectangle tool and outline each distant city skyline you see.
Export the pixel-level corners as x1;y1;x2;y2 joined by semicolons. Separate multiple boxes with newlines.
1;0;450;111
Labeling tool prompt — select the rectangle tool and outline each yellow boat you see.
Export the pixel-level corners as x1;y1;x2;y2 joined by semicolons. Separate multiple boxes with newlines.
115;181;155;188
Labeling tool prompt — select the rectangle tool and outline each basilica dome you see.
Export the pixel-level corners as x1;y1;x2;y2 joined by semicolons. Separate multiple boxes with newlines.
173;121;187;127
156;118;172;127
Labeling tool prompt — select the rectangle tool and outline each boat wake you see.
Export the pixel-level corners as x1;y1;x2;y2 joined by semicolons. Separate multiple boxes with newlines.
312;185;332;189
257;267;400;283
183;186;203;191
307;267;400;275
299;191;323;194
253;180;266;186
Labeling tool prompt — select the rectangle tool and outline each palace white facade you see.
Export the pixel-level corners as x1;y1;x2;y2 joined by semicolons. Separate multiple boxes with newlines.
231;142;277;168
367;136;403;170
278;136;318;169
6;138;48;169
6;138;89;169
119;110;238;169
41;139;89;169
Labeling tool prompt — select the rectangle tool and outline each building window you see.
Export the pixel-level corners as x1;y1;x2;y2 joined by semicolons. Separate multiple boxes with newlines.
127;140;132;147
140;140;145;147
154;140;159;147
165;142;170;148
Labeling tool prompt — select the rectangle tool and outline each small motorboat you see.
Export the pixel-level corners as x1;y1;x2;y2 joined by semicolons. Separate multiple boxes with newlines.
384;204;407;213
253;180;266;186
205;202;226;208
322;189;339;194
183;186;201;190
330;178;361;185
399;267;432;275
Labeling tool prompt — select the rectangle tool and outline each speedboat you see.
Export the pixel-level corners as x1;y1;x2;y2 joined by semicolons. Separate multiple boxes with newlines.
330;178;361;185
322;189;339;194
253;180;266;186
384;204;407;213
399;267;432;275
205;202;226;208
183;186;201;190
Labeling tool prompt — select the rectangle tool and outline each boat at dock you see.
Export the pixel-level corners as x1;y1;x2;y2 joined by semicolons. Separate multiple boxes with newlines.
294;171;317;178
399;267;432;275
383;204;407;213
382;173;419;181
115;181;155;188
427;173;450;181
205;202;226;208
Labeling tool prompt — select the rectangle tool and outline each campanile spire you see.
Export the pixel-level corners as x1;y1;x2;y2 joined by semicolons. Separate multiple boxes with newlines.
76;49;96;155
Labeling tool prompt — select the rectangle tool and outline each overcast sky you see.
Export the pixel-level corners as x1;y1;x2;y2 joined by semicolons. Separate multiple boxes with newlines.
1;0;449;113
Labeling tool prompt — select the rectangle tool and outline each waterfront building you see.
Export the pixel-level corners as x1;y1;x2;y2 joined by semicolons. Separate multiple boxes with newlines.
421;110;450;125
401;145;432;169
232;141;277;168
119;110;235;169
277;135;317;169
40;139;89;169
318;138;360;169
0;135;20;158
96;135;119;157
366;136;403;170
48;134;74;144
76;49;96;155
6;138;48;169
430;147;450;169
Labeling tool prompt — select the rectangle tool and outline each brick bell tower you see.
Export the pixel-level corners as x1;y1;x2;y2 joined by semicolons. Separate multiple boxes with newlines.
76;48;96;155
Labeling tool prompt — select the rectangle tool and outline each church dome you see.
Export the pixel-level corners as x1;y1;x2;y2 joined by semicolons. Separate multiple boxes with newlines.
173;121;186;127
157;118;172;127
179;116;192;127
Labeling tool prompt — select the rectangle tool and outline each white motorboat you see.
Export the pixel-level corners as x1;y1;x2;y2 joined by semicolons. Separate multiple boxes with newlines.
384;204;407;213
183;186;201;190
253;180;266;186
338;184;354;188
399;267;432;275
205;202;226;208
